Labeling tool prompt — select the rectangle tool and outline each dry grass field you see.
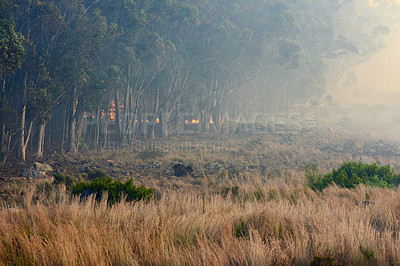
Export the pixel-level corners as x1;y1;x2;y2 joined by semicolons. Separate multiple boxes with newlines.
1;132;400;265
2;179;400;265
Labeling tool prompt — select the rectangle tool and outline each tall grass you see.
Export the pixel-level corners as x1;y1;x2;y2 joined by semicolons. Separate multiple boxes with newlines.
1;180;400;265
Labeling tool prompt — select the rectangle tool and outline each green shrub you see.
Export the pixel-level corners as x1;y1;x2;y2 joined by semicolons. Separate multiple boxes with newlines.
53;174;74;188
71;176;155;205
254;188;264;201
308;162;400;191
222;186;240;199
87;169;109;180
138;148;164;160
234;221;249;238
267;189;278;201
172;163;193;177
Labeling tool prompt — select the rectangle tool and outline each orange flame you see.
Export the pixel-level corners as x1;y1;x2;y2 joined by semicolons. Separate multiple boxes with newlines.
109;100;116;121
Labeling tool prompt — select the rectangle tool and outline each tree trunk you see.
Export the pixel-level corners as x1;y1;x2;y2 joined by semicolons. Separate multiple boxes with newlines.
175;105;180;136
0;79;4;103
103;119;108;149
68;88;78;153
75;115;84;151
36;122;46;158
161;106;168;137
122;63;131;145
61;106;68;153
150;87;159;140
47;121;51;155
201;110;209;133
115;89;121;145
68;110;76;152
94;107;100;148
0;122;6;164
0;79;8;163
17;72;29;161
18;121;33;162
1;125;12;164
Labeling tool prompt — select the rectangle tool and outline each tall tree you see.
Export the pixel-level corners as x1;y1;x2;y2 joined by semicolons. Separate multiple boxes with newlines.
0;18;24;163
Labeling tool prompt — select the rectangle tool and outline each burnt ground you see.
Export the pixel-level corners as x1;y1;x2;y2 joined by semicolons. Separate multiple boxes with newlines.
1;129;400;189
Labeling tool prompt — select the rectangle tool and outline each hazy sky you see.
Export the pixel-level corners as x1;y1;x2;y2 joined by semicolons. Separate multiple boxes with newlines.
369;0;400;8
334;22;400;107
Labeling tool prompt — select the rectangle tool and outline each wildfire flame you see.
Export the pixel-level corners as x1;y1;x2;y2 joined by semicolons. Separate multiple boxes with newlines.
83;112;95;118
107;100;125;121
87;102;216;126
109;100;116;121
185;118;200;124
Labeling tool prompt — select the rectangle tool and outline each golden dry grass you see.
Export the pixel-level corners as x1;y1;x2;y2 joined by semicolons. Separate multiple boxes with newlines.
2;179;400;265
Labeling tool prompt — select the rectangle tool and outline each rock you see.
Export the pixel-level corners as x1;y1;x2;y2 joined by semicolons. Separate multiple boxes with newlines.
32;162;53;172
23;162;53;178
23;169;45;178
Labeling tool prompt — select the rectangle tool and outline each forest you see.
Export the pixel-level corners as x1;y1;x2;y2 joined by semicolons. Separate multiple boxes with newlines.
0;0;398;163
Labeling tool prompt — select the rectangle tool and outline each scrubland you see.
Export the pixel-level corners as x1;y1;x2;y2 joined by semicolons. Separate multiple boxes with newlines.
2;132;400;265
2;177;400;265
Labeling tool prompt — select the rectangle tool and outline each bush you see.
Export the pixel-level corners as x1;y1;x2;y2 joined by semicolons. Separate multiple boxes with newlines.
234;221;249;238
71;176;155;205
138;148;164;160
87;169;109;181
222;186;240;199
172;163;193;177
308;162;400;191
53;174;74;188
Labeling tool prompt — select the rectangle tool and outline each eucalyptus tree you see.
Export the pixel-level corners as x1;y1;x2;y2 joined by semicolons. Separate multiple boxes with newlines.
10;0;68;160
0;18;24;163
142;0;200;138
189;0;301;127
21;0;65;158
49;6;107;152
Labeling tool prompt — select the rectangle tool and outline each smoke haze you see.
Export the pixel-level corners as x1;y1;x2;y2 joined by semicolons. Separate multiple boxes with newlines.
335;23;400;107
